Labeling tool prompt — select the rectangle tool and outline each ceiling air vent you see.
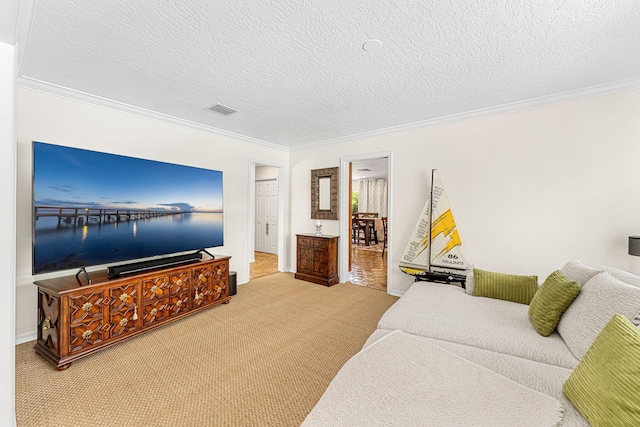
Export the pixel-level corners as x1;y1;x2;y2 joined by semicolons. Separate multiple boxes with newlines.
205;103;238;116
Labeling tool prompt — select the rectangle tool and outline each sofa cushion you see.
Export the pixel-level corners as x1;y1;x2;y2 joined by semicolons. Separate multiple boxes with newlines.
365;330;588;426
528;270;581;336
557;272;640;360
560;259;602;286
305;330;566;427
562;314;640;426
378;281;579;368
472;268;538;304
600;265;640;288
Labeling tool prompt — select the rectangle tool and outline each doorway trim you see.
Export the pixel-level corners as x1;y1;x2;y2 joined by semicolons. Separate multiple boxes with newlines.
248;159;287;276
339;151;393;293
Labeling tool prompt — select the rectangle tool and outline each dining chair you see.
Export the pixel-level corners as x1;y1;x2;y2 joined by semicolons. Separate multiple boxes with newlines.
352;213;366;245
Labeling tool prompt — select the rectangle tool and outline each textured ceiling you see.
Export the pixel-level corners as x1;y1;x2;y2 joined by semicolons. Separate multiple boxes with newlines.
19;0;640;149
353;158;388;180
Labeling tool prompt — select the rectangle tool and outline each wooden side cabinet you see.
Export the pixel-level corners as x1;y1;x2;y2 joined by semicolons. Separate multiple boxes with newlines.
295;234;339;286
34;255;230;370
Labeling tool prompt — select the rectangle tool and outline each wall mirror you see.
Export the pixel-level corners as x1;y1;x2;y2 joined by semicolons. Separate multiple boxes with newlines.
311;167;339;220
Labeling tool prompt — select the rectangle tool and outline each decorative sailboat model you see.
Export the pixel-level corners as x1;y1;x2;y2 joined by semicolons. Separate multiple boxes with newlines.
399;169;472;287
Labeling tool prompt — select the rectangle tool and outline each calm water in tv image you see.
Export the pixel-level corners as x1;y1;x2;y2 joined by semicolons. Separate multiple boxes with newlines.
33;142;224;274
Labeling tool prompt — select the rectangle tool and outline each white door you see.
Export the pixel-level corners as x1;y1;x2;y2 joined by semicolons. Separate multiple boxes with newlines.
255;179;278;254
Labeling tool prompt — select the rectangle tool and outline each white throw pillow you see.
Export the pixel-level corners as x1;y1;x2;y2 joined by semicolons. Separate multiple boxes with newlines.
557;271;640;360
559;259;602;286
600;266;640;288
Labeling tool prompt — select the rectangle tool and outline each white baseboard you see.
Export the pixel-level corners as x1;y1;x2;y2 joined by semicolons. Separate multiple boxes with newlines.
16;331;36;345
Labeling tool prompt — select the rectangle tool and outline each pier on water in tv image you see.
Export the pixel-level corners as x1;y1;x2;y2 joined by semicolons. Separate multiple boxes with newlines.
32;206;224;274
34;206;183;226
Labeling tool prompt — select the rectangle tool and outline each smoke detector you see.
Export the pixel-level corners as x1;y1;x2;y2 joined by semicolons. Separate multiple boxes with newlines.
362;39;382;52
205;103;238;116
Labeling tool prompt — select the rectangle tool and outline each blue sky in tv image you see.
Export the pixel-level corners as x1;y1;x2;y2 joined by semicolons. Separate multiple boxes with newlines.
32;142;224;274
33;142;223;212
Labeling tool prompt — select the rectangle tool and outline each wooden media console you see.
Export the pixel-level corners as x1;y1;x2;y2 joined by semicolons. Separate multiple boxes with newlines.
34;255;231;370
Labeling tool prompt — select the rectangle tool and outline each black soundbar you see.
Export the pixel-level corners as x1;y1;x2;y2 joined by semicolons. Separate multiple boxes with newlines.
107;252;203;277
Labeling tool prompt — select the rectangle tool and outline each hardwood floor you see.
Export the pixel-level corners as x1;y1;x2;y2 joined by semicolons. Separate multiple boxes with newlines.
348;245;387;291
252;246;387;291
251;252;278;280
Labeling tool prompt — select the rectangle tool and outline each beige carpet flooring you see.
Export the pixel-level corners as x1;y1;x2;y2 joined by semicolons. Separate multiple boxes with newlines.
16;273;398;427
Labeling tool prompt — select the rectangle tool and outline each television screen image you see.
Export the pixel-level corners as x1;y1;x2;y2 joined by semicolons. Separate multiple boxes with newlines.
32;141;224;274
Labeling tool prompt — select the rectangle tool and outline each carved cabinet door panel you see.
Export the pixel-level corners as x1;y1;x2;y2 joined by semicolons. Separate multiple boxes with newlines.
142;275;172;326
297;236;314;274
68;290;108;355
108;281;140;338
210;262;228;302
192;265;212;307
312;248;328;276
168;270;190;315
193;262;228;306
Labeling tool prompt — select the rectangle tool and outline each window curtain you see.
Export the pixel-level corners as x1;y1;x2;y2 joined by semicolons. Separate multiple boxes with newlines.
358;178;387;217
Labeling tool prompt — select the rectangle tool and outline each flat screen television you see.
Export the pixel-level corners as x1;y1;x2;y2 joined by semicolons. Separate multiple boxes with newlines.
32;141;224;275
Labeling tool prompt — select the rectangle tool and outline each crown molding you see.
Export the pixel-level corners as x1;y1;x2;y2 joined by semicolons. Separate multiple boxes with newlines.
17;74;640;153
291;76;640;151
17;76;291;152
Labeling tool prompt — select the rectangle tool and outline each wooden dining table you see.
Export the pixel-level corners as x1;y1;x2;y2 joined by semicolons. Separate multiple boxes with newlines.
355;213;378;246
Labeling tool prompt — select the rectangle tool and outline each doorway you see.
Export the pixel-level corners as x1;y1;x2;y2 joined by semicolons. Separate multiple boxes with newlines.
250;164;283;280
255;179;278;255
346;156;389;291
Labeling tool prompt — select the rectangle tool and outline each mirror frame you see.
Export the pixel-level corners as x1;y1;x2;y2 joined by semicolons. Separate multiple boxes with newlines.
311;167;339;220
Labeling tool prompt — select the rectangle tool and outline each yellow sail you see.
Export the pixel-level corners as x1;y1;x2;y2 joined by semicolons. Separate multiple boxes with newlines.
399;170;471;282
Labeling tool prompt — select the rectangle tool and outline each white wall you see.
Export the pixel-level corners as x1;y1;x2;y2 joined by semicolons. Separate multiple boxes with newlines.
16;86;640;339
15;87;288;340
256;165;280;180
290;89;640;295
1;41;17;426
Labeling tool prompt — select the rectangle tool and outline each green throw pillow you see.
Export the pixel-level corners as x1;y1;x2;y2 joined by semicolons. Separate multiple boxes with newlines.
563;314;640;426
528;270;580;336
472;268;538;305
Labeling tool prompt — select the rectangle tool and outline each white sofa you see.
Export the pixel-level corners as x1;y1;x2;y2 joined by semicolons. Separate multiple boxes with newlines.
302;260;640;426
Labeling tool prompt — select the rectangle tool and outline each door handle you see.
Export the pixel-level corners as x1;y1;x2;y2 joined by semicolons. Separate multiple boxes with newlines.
266;223;269;235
